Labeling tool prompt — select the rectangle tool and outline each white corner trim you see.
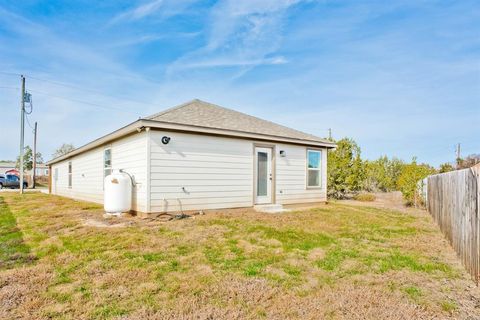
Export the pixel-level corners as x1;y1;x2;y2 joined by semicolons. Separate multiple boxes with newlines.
146;127;151;213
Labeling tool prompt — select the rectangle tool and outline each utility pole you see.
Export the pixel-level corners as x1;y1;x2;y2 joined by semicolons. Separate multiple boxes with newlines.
32;122;37;189
328;128;332;141
19;75;25;194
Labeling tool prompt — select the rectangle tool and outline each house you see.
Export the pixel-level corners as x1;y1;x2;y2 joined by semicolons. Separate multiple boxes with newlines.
0;161;17;175
0;161;49;177
47;100;336;213
34;164;50;177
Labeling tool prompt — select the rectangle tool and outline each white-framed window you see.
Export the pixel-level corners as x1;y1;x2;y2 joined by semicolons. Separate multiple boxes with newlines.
307;149;322;188
104;148;112;178
68;161;72;188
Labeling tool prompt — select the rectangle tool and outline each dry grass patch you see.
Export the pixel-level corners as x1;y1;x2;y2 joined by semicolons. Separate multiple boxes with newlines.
0;192;479;319
354;193;376;202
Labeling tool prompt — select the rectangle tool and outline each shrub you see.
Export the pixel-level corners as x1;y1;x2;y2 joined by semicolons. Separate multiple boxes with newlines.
397;158;435;206
438;162;454;173
363;156;405;192
327;138;364;199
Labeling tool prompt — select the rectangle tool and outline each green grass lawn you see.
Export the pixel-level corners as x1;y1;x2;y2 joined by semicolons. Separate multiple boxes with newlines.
0;193;477;319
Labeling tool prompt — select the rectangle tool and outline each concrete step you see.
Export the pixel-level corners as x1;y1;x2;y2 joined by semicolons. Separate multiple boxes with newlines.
254;204;290;213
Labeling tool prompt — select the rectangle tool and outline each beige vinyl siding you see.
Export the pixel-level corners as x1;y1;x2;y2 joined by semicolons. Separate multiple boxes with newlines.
50;130;328;214
148;131;327;212
50;132;148;212
51;147;104;203
149;131;253;212
275;144;327;204
111;133;148;212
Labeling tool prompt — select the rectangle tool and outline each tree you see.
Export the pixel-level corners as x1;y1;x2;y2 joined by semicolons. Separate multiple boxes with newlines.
52;143;75;159
16;146;43;171
36;151;44;164
439;162;454;173
385;157;405;190
457;154;480;169
363;159;382;192
364;156;404;192
397;158;435;206
327;138;364;199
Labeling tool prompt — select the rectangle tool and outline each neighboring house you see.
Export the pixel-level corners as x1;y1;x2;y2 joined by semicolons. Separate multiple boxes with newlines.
0;161;16;175
47;100;336;213
0;161;49;177
34;164;49;177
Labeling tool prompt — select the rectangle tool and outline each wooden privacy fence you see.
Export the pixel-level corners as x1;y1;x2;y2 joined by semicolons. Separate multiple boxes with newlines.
426;164;480;284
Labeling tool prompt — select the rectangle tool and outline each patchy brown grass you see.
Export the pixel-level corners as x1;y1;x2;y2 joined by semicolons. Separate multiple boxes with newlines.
353;193;376;202
0;192;478;319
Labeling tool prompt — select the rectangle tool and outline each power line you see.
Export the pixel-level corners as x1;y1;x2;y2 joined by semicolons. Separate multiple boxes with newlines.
0;86;19;90
3;90;140;116
0;71;21;77
27;75;107;95
0;68;162;86
28;88;141;115
25;114;35;132
0;71;154;116
26;75;164;108
1;70;164;109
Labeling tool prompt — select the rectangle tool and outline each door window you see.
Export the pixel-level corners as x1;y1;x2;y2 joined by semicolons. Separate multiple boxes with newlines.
257;152;268;196
255;147;273;205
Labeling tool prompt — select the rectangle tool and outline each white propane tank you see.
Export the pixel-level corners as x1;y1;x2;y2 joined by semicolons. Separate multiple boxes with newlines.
104;170;132;215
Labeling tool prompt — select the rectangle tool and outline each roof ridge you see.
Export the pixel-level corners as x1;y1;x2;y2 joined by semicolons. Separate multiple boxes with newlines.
189;99;327;142
144;99;331;144
144;99;201;120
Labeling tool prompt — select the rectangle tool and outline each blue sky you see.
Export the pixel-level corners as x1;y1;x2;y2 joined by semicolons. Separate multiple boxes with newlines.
0;0;478;166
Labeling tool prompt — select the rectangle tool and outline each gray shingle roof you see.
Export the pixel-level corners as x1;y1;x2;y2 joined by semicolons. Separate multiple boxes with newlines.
47;99;335;165
145;99;331;144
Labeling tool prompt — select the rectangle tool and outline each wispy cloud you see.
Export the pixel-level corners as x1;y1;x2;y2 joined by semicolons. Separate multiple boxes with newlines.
109;0;164;25
173;56;288;69
109;32;200;48
167;0;301;76
108;0;198;26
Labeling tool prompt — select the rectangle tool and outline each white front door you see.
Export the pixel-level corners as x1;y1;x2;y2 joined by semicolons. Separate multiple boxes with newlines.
255;147;273;204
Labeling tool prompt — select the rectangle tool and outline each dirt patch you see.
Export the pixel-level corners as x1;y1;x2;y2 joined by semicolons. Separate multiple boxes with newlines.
338;191;410;212
307;248;326;261
82;218;134;228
